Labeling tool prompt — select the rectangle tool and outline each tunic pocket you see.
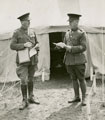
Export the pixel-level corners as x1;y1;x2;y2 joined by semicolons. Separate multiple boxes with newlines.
75;53;86;64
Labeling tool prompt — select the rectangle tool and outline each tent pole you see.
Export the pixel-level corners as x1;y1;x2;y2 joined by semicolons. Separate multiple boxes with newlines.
42;58;45;82
42;68;45;82
93;74;96;94
101;27;105;104
90;66;93;81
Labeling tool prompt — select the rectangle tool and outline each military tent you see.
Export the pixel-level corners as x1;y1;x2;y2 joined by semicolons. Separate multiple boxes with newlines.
0;0;105;82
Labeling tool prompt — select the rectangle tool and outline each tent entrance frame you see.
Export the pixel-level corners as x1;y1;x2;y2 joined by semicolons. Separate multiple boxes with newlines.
49;32;67;79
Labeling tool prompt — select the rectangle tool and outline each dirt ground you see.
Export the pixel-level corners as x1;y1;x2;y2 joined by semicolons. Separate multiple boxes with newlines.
0;75;105;120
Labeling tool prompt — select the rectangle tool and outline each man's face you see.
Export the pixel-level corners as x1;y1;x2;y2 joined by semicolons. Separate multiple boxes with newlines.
69;19;79;30
21;20;30;29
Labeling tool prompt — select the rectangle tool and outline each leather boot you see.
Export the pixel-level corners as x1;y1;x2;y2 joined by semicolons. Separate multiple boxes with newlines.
68;98;81;103
68;79;80;103
73;79;80;98
82;97;86;106
28;81;40;104
80;80;87;106
19;85;28;110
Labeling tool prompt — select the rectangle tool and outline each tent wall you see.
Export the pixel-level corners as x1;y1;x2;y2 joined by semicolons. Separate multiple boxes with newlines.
87;33;105;74
35;34;50;80
0;39;19;82
0;26;105;82
0;33;51;82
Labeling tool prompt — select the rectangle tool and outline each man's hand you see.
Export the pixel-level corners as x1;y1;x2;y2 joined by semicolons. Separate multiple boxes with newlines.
65;45;72;52
55;46;61;50
24;42;33;48
34;43;39;51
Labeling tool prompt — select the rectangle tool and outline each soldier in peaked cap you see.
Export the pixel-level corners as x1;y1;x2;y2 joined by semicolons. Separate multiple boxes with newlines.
65;13;87;106
10;13;40;110
57;13;87;106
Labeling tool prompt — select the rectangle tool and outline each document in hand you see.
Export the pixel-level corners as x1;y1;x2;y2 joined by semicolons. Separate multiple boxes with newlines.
53;42;66;48
29;47;37;57
18;48;30;64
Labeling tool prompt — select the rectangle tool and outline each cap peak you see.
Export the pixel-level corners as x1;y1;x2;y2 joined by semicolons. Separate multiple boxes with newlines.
17;13;30;21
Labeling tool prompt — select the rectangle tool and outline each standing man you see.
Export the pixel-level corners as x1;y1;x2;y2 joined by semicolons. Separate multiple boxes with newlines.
62;13;87;106
10;13;40;110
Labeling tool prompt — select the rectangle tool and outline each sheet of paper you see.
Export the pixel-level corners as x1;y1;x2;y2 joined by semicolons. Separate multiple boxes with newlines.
18;48;30;63
53;42;65;48
29;48;37;57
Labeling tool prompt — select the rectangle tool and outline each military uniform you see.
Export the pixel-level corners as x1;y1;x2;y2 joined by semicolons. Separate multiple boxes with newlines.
10;13;40;110
11;27;38;84
64;13;87;106
64;29;87;65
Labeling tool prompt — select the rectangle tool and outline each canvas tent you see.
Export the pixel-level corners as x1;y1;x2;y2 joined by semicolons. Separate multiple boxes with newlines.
0;26;105;82
0;0;105;82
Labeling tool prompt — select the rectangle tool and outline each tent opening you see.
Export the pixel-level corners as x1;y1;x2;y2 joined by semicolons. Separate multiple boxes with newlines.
49;32;68;79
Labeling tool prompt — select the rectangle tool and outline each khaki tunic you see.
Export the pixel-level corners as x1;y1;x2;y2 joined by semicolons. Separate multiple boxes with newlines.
10;27;38;65
10;27;38;85
64;28;87;65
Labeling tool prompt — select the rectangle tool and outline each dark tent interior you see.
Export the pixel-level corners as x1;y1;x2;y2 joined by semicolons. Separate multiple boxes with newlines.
49;32;68;79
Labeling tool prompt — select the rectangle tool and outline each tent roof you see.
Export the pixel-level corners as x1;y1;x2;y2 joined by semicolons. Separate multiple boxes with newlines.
0;25;105;41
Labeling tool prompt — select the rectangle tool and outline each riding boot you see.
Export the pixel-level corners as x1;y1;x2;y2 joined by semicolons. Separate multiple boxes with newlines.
79;80;87;106
28;81;40;104
68;79;81;103
19;85;28;110
73;79;80;99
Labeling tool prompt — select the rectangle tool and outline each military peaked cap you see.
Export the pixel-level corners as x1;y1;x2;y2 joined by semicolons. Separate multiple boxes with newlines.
17;13;30;21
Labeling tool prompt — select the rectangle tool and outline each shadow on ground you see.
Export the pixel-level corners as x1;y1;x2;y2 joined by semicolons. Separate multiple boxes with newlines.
0;75;104;120
0;107;30;120
45;103;87;120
